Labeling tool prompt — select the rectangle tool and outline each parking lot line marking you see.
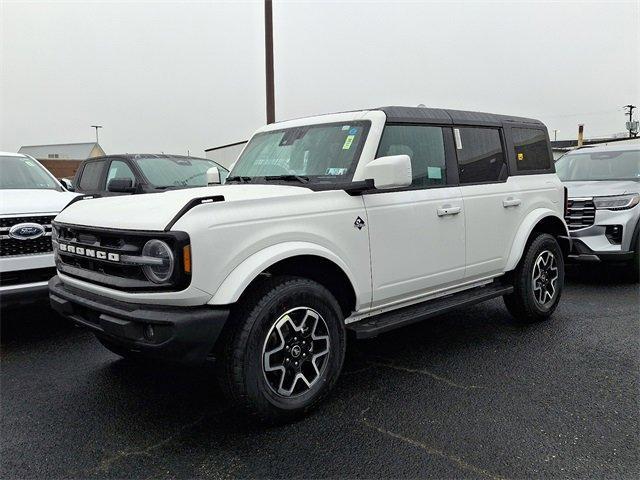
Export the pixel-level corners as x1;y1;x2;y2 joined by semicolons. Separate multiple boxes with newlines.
369;361;486;390
361;419;508;480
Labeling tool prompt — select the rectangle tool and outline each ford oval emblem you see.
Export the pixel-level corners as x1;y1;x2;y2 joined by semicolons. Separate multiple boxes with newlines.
8;222;46;240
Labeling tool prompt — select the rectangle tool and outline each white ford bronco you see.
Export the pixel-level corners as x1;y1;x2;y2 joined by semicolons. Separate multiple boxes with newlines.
50;107;570;421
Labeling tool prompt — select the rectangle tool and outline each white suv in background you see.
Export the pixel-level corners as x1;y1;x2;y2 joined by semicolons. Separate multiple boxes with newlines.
556;144;640;280
0;152;77;308
50;107;570;421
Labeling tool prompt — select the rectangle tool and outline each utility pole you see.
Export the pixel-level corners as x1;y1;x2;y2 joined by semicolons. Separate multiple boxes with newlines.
623;104;637;137
553;129;558;141
91;125;103;143
264;0;275;124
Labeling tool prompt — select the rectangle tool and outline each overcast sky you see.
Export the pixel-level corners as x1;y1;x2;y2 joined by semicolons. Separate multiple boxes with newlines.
1;0;638;156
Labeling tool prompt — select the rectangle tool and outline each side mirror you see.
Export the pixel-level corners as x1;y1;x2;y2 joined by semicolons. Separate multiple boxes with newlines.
207;166;221;185
362;154;412;189
107;177;136;193
60;178;74;191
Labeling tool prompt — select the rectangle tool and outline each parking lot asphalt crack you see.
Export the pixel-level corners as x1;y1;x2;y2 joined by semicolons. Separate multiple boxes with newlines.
92;413;211;474
369;360;487;390
360;418;508;480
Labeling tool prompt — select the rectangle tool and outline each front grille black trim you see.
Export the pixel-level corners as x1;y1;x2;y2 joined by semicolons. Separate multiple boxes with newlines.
0;215;55;257
565;198;596;230
52;222;191;292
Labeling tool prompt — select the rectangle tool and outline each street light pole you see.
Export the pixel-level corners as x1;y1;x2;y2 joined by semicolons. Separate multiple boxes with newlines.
91;125;103;143
265;0;275;124
623;104;637;138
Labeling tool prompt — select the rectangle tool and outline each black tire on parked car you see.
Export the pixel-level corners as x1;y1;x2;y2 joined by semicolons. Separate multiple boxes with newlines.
630;235;640;283
504;233;565;323
216;276;346;423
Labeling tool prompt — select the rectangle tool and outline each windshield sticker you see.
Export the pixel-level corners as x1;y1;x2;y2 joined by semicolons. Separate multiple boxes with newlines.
341;125;350;131
25;160;36;167
348;127;358;135
342;135;355;150
517;153;525;161
326;167;347;175
427;166;442;179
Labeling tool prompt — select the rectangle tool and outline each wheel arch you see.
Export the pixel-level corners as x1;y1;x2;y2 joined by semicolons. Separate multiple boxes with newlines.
505;209;570;272
208;242;360;317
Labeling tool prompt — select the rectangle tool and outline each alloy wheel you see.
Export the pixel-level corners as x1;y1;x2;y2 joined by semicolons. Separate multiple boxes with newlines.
531;250;558;307
262;307;330;397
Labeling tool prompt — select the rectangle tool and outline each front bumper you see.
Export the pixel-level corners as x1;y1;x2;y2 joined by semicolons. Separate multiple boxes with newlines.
1;280;50;308
49;276;229;364
568;207;639;263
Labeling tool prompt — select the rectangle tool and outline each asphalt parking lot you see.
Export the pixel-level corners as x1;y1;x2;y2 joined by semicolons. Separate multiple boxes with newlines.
1;265;638;479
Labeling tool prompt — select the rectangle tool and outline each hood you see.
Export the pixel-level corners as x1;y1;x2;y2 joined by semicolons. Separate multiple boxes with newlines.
0;189;78;216
54;184;312;231
564;180;640;199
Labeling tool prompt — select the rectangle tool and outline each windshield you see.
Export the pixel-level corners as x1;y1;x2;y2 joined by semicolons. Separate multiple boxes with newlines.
0;155;61;190
556;149;640;182
133;156;229;189
229;121;369;182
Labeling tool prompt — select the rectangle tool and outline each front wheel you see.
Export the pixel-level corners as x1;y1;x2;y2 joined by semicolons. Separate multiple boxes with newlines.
504;233;565;323
217;276;346;423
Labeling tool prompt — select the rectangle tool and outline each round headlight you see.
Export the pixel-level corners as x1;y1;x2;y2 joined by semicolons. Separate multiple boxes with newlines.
142;240;174;283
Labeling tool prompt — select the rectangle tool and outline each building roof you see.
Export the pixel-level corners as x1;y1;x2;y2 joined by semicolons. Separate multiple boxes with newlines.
18;142;104;160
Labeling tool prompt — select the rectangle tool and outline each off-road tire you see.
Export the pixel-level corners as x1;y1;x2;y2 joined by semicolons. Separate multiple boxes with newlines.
216;276;346;423
504;233;565;323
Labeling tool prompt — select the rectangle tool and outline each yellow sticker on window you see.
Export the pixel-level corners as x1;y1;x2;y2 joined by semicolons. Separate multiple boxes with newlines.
342;135;355;150
517;153;524;161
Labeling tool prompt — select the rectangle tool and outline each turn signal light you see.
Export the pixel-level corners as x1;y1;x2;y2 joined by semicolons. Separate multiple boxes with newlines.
183;245;191;273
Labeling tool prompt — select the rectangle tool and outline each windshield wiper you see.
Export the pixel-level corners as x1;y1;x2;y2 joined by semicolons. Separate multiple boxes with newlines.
264;175;309;184
226;176;253;183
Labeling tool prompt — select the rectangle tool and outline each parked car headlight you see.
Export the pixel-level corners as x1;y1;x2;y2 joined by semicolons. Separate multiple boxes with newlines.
141;239;174;283
593;193;640;210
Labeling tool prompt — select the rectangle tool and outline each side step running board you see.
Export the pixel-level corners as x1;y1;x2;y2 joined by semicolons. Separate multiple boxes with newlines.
347;283;513;339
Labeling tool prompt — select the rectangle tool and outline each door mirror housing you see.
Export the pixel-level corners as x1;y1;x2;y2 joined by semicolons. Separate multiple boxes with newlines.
207;166;221;185
362;154;412;190
107;177;136;193
60;178;74;191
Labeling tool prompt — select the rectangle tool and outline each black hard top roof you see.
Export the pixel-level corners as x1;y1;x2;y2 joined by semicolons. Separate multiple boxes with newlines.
375;106;545;128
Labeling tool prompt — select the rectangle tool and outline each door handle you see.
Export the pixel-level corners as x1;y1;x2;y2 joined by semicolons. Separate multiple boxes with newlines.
437;206;461;217
503;197;522;208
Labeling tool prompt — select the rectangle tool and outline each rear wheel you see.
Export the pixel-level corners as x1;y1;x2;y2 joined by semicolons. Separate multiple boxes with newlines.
504;233;564;323
217;276;346;423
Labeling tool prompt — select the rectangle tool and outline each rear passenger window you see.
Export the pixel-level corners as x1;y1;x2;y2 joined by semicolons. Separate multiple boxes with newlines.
513;128;551;171
78;161;106;191
377;125;446;187
455;128;507;184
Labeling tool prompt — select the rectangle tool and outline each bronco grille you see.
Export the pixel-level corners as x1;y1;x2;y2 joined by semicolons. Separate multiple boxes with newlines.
53;223;190;291
565;198;596;230
0;215;55;257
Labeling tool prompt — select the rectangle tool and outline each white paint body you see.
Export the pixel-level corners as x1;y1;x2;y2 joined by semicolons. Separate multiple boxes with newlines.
0;152;78;297
53;111;567;321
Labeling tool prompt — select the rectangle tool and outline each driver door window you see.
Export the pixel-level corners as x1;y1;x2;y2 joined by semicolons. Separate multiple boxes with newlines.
106;160;136;187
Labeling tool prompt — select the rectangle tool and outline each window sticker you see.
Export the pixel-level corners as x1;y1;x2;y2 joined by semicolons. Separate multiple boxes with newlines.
25;160;36;167
342;135;355;150
454;128;462;150
341;125;350;131
348;127;358;135
326;167;348;175
517;152;525;161
427;166;442;179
